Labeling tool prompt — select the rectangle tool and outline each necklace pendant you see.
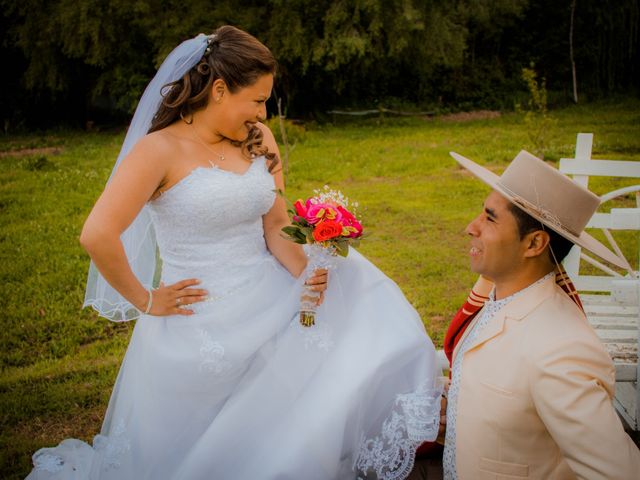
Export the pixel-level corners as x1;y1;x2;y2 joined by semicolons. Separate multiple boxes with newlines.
190;124;225;163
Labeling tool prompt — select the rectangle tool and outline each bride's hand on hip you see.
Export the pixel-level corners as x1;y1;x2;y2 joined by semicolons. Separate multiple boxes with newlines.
305;269;328;306
147;279;209;316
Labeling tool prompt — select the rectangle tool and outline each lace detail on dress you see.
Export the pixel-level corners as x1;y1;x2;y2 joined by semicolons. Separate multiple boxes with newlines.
33;453;64;473
355;411;415;480
396;385;441;442
93;419;130;470
198;329;232;374
354;381;442;480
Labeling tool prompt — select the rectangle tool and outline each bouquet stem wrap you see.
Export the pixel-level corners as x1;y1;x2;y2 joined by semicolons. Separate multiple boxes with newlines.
300;244;338;327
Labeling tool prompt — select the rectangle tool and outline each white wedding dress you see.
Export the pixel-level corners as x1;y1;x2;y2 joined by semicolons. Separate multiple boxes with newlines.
27;157;441;480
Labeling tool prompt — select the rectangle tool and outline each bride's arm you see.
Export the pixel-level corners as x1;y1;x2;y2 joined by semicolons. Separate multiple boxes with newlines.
259;124;307;277
80;134;207;316
260;124;328;300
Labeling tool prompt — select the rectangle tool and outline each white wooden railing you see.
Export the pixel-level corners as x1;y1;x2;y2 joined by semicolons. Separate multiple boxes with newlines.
560;133;640;430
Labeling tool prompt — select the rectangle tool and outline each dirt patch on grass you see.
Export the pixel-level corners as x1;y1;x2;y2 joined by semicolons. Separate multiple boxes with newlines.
2;408;104;479
0;147;64;158
11;407;103;443
440;110;501;122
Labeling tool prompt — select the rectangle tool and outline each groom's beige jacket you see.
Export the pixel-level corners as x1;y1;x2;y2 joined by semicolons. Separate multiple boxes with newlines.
452;274;640;479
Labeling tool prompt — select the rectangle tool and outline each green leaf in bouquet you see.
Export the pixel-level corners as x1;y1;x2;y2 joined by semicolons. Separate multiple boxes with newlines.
306;230;315;243
280;232;296;242
280;231;307;245
299;226;312;237
335;239;350;257
294;230;308;244
282;225;300;236
281;225;308;245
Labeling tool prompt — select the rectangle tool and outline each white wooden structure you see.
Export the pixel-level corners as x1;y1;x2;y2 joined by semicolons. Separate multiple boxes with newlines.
560;133;640;431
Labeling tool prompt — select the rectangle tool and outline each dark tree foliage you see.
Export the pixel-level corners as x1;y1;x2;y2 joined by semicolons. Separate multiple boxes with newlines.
502;0;640;102
1;0;638;128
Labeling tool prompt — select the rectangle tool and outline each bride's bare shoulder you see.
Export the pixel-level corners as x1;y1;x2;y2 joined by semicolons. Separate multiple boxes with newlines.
137;129;180;154
127;126;185;166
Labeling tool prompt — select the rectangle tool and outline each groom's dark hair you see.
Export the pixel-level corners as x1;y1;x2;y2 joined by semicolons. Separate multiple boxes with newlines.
508;203;575;263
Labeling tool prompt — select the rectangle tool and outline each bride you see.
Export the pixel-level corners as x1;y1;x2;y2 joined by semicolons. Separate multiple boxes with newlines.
27;26;441;480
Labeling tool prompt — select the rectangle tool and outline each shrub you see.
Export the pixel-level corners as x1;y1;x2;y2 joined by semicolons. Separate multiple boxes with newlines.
517;67;557;159
264;117;307;147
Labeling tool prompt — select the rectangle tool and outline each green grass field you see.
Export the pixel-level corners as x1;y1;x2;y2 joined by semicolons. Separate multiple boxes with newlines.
1;99;639;478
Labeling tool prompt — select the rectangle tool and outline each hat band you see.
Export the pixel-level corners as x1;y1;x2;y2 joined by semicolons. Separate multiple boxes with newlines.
498;182;581;237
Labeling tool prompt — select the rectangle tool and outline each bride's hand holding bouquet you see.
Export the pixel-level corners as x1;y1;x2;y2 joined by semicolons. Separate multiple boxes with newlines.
280;186;365;327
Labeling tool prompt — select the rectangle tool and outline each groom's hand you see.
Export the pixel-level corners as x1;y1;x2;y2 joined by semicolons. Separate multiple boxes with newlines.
436;379;450;445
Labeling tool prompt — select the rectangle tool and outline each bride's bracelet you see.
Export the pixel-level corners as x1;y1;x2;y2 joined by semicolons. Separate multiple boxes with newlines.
144;289;153;314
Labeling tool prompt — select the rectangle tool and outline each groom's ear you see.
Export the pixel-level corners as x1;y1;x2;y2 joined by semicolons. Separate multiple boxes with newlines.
523;230;551;259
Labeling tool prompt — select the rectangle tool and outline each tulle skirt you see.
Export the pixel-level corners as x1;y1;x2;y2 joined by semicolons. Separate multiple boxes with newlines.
27;250;441;480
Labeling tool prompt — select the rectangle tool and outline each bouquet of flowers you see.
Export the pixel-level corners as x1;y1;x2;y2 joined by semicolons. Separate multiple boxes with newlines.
281;186;365;327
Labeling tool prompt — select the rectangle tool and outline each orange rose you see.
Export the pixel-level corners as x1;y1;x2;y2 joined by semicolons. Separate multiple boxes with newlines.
312;220;343;242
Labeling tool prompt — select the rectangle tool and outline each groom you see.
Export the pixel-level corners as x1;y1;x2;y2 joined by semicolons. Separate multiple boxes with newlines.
443;150;640;479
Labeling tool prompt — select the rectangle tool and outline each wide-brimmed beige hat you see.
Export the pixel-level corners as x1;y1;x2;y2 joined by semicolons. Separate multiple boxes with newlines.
450;150;631;270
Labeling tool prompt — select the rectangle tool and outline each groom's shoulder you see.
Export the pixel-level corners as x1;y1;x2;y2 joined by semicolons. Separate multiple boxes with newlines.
524;284;603;348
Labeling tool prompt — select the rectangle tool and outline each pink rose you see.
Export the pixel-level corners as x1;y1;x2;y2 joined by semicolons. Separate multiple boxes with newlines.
337;206;363;238
306;202;342;225
305;204;322;224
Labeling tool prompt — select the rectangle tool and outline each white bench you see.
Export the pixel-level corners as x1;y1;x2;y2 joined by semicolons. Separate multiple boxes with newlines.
560;133;640;431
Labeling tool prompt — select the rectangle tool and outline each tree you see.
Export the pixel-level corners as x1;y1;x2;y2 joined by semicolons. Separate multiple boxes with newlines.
2;0;638;127
570;0;578;103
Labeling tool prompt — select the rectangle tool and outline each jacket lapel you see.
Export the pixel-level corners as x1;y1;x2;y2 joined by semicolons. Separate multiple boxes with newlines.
452;275;557;361
465;309;508;353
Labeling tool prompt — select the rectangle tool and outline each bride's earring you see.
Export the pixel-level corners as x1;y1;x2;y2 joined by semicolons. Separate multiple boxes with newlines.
180;110;193;124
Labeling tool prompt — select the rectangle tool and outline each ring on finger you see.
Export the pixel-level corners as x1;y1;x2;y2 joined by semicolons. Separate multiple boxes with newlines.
176;297;182;306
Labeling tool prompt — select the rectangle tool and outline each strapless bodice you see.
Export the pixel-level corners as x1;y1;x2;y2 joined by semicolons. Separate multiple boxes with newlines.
147;157;276;297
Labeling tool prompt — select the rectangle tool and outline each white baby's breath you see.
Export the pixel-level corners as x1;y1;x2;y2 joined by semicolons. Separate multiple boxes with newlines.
312;185;358;215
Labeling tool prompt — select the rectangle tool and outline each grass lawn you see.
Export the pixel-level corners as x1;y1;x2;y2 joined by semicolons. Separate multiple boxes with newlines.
1;98;639;478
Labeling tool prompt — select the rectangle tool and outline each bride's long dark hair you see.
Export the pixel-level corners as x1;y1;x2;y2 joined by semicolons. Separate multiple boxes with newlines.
148;25;279;171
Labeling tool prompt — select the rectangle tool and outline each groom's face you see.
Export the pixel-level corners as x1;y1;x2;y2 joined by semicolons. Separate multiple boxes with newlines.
465;191;528;281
